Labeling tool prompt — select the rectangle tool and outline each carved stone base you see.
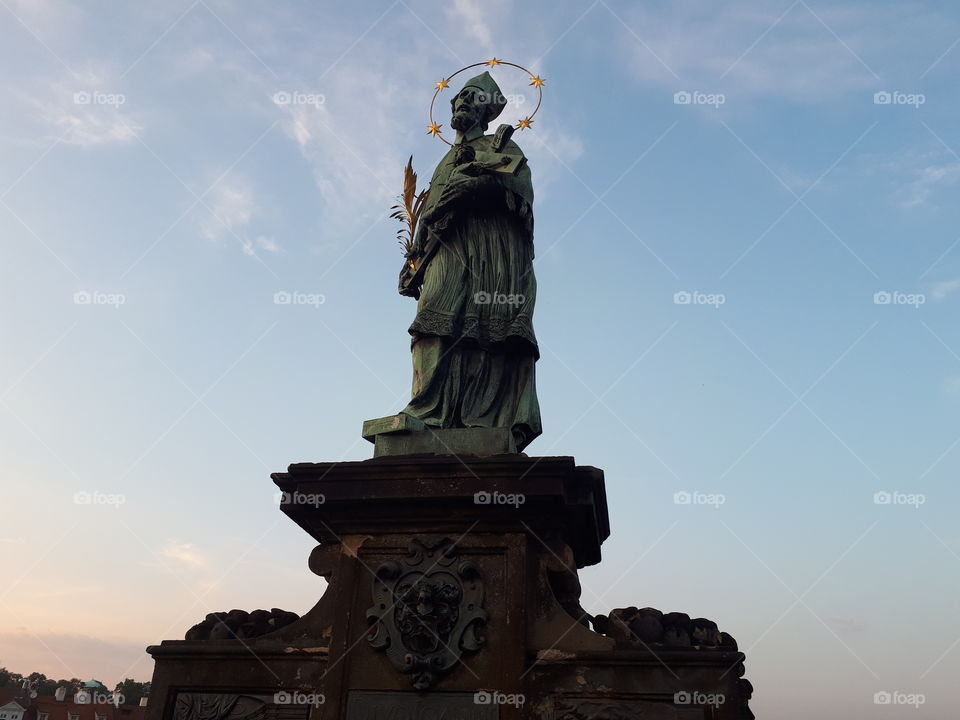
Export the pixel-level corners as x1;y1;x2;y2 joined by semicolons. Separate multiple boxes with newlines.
373;426;518;457
145;454;753;720
362;414;518;457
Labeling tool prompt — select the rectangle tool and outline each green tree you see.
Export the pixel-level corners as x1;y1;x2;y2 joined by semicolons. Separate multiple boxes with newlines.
23;673;48;694
0;667;24;687
41;678;82;697
113;679;151;706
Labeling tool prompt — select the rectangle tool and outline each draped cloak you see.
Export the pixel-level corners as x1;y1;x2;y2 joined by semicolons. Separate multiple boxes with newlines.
401;130;541;450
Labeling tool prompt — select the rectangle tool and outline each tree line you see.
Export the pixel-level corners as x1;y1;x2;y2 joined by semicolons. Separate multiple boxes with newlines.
0;671;150;706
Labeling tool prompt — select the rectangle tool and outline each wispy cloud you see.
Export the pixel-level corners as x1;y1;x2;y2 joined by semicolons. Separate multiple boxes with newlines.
242;234;281;256
447;0;495;51
196;183;284;257
200;182;255;242
930;277;960;300
160;540;207;569
522;127;586;198
616;1;884;102
898;163;960;208
41;106;139;147
271;71;402;230
0;51;142;147
20;73;140;147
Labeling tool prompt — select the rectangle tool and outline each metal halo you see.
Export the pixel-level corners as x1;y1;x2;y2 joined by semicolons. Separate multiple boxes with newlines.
427;59;544;146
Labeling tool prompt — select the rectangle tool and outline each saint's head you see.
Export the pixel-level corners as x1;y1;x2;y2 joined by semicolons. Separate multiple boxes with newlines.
450;71;507;133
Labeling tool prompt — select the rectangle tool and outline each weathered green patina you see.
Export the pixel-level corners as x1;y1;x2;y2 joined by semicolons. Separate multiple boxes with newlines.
394;71;541;452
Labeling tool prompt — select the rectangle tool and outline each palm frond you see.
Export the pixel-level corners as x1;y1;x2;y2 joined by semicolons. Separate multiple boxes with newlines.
390;155;431;256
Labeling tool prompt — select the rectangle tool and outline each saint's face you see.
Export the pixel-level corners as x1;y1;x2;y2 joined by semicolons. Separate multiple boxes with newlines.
450;87;487;132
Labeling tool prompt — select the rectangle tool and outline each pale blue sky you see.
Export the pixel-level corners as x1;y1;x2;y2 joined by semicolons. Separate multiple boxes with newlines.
1;1;959;716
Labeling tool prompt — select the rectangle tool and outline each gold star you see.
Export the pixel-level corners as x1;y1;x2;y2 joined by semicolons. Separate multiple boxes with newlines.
516;117;534;130
486;58;501;67
435;78;450;91
427;122;442;137
529;75;545;88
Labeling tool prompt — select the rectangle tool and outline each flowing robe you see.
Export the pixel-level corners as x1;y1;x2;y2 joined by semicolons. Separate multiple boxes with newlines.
401;131;541;449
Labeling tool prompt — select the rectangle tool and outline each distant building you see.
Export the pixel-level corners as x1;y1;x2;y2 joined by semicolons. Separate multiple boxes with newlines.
0;686;145;720
0;698;28;720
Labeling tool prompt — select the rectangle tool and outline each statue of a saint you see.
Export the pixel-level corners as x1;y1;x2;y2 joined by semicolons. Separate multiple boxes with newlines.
397;71;541;451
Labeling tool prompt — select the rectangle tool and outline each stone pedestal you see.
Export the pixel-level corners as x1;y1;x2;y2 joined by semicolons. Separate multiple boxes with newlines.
145;455;753;720
361;414;519;457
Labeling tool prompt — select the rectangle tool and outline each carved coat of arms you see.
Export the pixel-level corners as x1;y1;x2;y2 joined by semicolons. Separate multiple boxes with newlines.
366;538;487;689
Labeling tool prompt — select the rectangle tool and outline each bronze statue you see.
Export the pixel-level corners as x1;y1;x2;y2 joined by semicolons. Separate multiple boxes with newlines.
397;70;541;451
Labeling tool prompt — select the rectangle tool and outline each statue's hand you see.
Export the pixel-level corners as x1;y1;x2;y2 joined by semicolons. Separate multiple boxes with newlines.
421;203;441;225
454;161;485;177
398;262;420;299
423;169;497;224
